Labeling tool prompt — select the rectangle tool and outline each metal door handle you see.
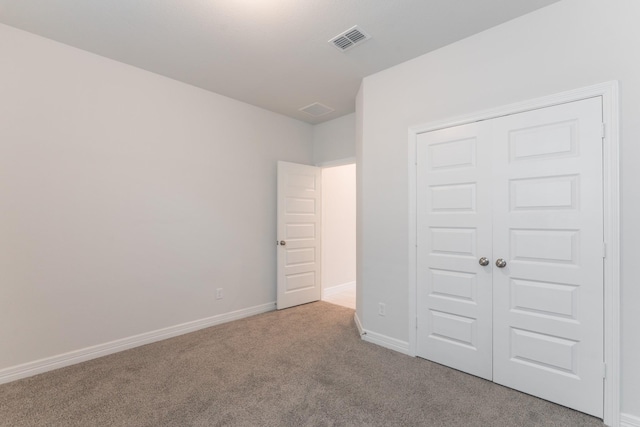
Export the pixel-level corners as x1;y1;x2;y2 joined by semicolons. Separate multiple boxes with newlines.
495;258;507;268
478;257;490;266
279;240;286;246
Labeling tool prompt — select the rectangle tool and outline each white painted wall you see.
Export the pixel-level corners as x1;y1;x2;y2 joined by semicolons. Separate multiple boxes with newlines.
0;24;312;372
322;164;356;292
358;0;640;420
312;113;356;166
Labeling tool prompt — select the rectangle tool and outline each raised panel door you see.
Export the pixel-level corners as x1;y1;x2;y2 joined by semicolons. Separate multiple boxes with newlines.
415;97;604;417
416;122;493;380
277;161;322;309
491;98;604;417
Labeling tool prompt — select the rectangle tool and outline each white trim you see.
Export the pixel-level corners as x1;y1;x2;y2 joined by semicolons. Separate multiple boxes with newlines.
621;413;640;427
601;82;621;427
361;330;411;355
408;126;418;357
0;302;276;385
408;81;620;426
354;312;365;336
322;281;356;298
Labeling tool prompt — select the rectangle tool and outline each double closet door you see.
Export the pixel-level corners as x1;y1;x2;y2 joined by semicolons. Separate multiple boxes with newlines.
416;97;604;418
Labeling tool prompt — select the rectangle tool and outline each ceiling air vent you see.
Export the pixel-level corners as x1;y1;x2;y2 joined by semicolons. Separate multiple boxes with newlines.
329;25;371;52
299;102;335;117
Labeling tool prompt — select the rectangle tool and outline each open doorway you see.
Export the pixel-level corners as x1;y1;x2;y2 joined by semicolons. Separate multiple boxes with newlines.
321;163;356;309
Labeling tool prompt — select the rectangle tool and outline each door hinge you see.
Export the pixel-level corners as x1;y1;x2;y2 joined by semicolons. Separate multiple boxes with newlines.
601;123;606;140
602;363;607;379
603;242;607;258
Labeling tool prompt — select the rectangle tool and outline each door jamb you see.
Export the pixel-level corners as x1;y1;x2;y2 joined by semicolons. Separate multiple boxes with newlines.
407;81;620;426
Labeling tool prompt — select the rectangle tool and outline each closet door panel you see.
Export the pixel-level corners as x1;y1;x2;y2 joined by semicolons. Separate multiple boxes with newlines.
416;122;493;380
491;97;604;418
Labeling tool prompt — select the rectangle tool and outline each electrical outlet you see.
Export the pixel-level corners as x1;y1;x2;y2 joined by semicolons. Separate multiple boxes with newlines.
378;303;386;316
216;288;223;300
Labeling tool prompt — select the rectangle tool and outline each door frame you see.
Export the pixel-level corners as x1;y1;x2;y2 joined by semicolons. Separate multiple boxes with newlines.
407;81;620;426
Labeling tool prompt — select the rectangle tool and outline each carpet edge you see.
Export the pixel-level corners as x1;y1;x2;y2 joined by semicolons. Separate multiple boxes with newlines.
0;301;276;385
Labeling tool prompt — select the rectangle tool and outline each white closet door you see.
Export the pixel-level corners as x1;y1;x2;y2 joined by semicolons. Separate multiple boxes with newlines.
416;122;493;380
416;97;604;418
491;98;604;417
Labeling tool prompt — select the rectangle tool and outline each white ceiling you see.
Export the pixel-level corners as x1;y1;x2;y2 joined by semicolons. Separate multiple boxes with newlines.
0;0;561;124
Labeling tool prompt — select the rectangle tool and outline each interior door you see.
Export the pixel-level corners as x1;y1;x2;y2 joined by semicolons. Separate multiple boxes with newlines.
277;161;322;310
491;98;604;417
416;97;604;417
416;122;493;380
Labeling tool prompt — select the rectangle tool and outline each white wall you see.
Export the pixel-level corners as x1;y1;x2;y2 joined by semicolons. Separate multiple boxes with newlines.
312;113;356;165
0;24;313;372
358;0;640;420
322;164;356;292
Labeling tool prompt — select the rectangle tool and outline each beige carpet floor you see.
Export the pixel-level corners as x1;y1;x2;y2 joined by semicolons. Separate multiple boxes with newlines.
0;301;605;426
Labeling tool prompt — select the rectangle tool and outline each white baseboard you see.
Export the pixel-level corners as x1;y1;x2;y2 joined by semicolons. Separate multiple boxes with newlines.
354;312;364;336
322;281;355;299
0;302;276;385
361;330;410;355
621;413;640;427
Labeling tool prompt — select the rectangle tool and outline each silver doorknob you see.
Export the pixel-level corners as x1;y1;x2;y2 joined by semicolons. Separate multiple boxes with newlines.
495;258;507;268
279;240;286;246
478;257;490;266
